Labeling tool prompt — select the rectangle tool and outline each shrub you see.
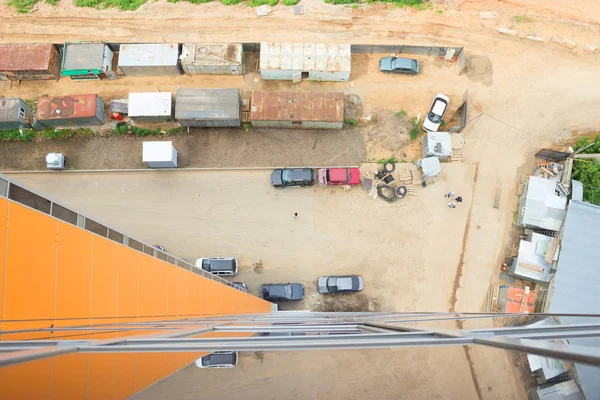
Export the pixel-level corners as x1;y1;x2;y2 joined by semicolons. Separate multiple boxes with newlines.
0;129;36;142
343;117;358;126
166;126;184;135
114;124;129;135
131;126;161;137
282;0;299;5
75;0;147;11
221;0;243;5
377;156;398;164
395;110;407;117
409;116;420;140
249;0;278;6
40;128;92;140
324;0;358;4
6;0;38;13
573;133;600;154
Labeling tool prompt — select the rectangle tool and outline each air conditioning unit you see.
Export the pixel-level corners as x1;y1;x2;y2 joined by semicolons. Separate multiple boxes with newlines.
46;153;66;170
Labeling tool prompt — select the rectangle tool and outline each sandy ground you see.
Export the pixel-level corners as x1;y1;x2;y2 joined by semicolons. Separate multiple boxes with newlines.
2;0;600;399
9;167;483;399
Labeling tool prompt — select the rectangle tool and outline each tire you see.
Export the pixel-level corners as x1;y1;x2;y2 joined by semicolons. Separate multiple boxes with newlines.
383;175;395;184
383;162;396;173
395;185;407;199
377;184;396;202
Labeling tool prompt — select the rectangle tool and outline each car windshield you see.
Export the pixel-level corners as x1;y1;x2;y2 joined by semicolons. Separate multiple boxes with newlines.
285;285;293;298
428;99;447;123
326;277;338;292
428;112;442;123
201;356;211;366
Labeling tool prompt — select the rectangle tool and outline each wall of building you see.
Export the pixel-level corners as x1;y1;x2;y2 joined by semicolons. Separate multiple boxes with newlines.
251;120;294;129
308;71;350;82
302;121;343;130
259;70;300;80
178;118;241;128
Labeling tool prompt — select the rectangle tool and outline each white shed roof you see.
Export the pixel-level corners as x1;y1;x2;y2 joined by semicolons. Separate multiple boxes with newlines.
259;42;351;72
143;141;175;163
424;132;452;157
128;92;172;117
119;44;179;67
522;176;567;231
514;233;553;282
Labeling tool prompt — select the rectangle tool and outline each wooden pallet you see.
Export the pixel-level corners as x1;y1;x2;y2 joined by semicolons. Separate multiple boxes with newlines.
451;149;463;162
405;184;418;196
493;187;501;209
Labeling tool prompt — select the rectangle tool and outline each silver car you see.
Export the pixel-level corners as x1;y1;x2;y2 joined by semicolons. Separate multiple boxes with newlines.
317;275;364;294
195;351;238;368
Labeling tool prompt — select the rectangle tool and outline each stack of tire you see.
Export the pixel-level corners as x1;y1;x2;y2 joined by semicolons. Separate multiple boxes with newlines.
376;162;407;203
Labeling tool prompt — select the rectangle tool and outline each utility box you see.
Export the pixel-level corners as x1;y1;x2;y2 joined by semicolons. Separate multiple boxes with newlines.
128;92;172;122
422;132;452;161
0;98;32;130
46;153;66;170
61;43;114;80
180;43;243;75
36;94;105;127
118;44;181;76
175;88;240;128
259;42;351;82
0;43;61;81
143;141;178;168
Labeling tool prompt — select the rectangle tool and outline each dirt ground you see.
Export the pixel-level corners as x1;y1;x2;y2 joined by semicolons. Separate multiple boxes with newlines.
2;0;600;399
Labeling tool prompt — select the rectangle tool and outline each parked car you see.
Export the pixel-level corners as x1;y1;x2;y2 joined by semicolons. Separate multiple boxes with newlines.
318;167;361;186
260;283;305;301
195;257;238;276
232;282;247;291
195;351;238;368
379;57;419;75
270;168;315;188
422;93;450;132
317;275;364;294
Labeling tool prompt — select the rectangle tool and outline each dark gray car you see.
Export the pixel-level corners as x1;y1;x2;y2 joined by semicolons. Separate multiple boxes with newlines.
379;57;419;75
260;283;305;301
317;275;364;294
271;168;315;188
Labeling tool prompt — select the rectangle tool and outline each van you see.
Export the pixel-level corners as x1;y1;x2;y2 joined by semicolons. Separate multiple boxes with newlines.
195;257;238;276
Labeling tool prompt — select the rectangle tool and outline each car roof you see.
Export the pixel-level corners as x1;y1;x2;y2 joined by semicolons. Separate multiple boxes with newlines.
432;100;447;115
392;57;414;68
284;169;312;179
328;168;348;182
209;353;236;364
208;259;235;271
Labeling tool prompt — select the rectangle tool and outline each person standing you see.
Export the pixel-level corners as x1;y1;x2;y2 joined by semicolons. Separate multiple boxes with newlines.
445;191;455;198
455;196;463;203
294;212;298;219
448;202;456;208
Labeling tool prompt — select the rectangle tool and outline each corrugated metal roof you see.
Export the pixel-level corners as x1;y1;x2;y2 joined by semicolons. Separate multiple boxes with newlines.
180;43;242;66
63;43;106;70
548;200;600;400
0;44;53;71
128;92;172;117
522;176;567;231
119;44;179;67
259;42;351;72
36;94;98;120
175;88;239;121
251;91;344;122
0;98;23;122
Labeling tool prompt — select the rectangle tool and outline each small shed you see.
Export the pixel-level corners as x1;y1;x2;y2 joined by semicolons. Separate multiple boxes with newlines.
180;43;243;75
36;94;105;127
118;44;181;76
259;42;351;82
422;132;452;161
0;98;31;130
511;233;554;283
175;88;240;128
516;176;567;231
61;43;114;80
0;43;60;81
251;91;344;129
128;92;172;122
143;141;178;168
420;157;442;181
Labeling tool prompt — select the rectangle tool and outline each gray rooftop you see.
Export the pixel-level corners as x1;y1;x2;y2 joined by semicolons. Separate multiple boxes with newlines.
63;43;106;70
175;88;239;121
0;98;23;122
548;200;600;399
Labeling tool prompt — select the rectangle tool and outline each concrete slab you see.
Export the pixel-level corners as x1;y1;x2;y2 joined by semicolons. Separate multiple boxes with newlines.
499;28;517;36
525;36;545;42
584;43;598;53
480;11;495;20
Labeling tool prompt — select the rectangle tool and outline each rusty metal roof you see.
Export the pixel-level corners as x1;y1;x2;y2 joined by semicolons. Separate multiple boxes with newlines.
180;43;243;66
0;44;54;71
259;42;351;72
37;94;99;120
251;91;344;122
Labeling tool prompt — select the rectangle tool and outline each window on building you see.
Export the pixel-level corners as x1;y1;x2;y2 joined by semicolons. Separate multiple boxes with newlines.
8;184;51;214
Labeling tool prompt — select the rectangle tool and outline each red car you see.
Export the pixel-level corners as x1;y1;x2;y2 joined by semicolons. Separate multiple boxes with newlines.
318;168;361;186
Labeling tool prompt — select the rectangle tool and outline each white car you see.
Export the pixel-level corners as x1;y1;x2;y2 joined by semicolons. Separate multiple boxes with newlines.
422;93;450;132
195;351;238;368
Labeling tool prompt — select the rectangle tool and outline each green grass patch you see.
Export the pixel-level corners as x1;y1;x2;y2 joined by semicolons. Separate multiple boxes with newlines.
364;0;426;8
47;0;59;5
75;0;147;10
377;156;398;164
514;15;526;23
166;126;185;135
221;0;243;5
282;0;299;5
40;128;93;140
409;116;420;140
0;129;36;142
436;9;442;14
395;110;407;117
343;117;358;126
249;0;278;6
6;0;38;13
324;0;358;4
131;126;161;137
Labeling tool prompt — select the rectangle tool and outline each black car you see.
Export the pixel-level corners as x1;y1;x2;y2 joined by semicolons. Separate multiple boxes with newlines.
260;283;305;301
317;275;364;294
379;57;419;75
270;168;315;188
